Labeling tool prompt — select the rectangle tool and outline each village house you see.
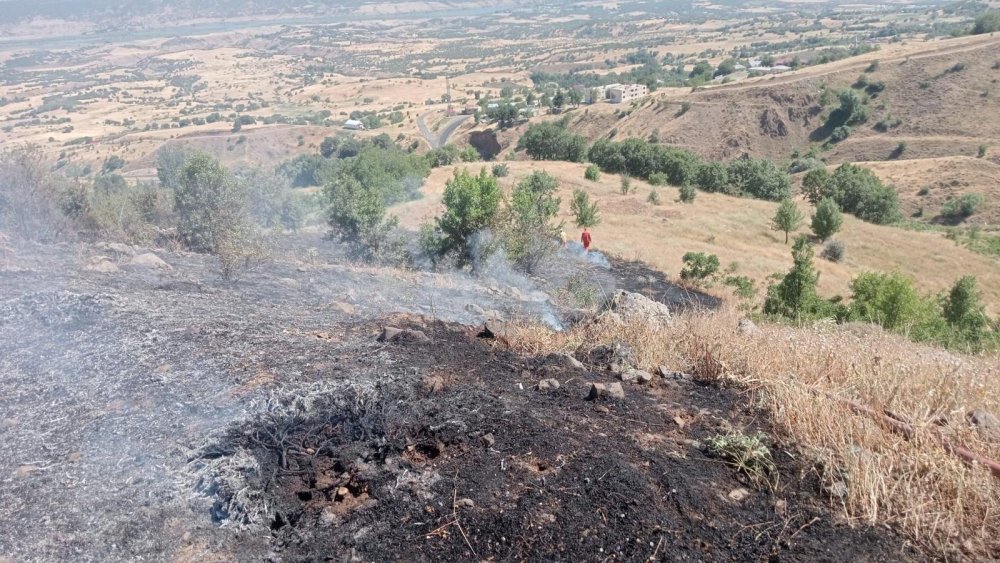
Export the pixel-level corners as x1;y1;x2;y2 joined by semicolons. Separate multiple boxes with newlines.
606;83;648;104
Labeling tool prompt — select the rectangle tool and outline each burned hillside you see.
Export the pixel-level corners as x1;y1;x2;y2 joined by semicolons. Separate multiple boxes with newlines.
0;232;923;562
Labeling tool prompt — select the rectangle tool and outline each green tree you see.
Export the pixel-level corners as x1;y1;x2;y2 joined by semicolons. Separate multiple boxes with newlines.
102;155;126;174
848;271;936;331
800;167;830;204
763;236;823;319
771;198;804;244
552;90;566;109
435;168;503;263
487;102;519;129
324;175;399;263
810;197;843;241
943;276;988;331
678;183;696;203
584;164;601;181
517;122;588;162
972;11;1000;34
568;88;584;107
695;161;729;193
727;158;791;201
505;171;561;272
824;163;900;224
156;145;194;189
570;188;600;228
231;116;242;133
320;136;339;158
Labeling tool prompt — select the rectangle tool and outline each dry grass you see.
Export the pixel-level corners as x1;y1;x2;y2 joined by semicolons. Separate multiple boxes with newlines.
502;308;1000;559
392;160;1000;312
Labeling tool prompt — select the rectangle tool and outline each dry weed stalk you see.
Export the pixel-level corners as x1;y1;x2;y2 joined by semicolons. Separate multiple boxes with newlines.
504;307;1000;559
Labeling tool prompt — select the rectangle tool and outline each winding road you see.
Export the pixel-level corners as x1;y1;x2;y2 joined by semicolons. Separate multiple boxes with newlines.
417;113;471;149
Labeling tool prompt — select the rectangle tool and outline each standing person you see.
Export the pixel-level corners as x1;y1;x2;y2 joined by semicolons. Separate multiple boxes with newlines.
581;227;592;252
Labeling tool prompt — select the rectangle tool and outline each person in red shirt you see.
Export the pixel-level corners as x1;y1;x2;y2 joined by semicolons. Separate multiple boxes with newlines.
581;227;592;252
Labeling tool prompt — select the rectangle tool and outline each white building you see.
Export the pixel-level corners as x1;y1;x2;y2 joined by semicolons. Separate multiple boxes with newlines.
606;83;648;104
344;119;365;130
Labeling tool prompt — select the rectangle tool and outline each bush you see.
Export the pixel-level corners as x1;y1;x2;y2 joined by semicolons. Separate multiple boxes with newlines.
820;240;845;262
588;139;701;186
680;252;719;285
459;146;479;162
678;183;696;203
829;125;851;143
0;145;75;241
173;153;266;279
503;171;561;272
584;164;601;181
647;188;661;205
647;172;668;186
619;176;633;195
426;144;460;167
890;141;907;159
101;155;126;174
848;271;939;332
491;163;509;177
940;193;984;220
978;145;987;158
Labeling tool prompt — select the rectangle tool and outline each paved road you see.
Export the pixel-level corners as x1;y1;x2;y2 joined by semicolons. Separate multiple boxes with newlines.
417;113;471;149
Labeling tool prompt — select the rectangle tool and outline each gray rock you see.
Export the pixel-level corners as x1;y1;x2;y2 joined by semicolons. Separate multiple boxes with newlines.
538;378;561;391
84;256;118;274
738;318;759;336
605;382;625;400
466;303;485;316
968;409;1000;440
378;327;430;343
825;480;849;500
728;488;750;502
482;433;495;448
620;369;641;383
587;383;606;401
599;290;672;327
456;498;475;509
129;252;171;271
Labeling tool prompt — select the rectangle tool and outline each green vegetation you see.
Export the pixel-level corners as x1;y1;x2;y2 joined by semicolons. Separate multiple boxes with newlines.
428;168;503;265
619;175;633;195
705;431;776;486
810;197;843;242
680;252;720;285
678;183;696;203
647;188;661;205
589;139;700;188
517;121;588;162
764;237;997;352
491;163;510;178
726;158;792;201
804;163;901;225
503;171;562;272
570;189;600;228
972;11;1000;34
820;240;845;263
584;164;601;182
940;193;984;221
771;199;804;244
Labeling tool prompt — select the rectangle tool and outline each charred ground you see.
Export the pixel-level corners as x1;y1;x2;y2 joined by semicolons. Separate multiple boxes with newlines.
0;233;920;561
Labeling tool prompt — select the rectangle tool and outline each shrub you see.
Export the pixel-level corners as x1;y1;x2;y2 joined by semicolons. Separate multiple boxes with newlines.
426;144;460;167
978;145;987;158
570;189;601;228
811;197;843;242
680;252;719;285
865;61;880;73
173;153;265;279
678;183;696;203
940;193;984;220
820;239;845;262
829;125;851;143
723;275;757;300
890;142;907;159
647;172;668;186
101;155;126;174
847;271;942;334
0;146;75;241
619;175;633;195
459;146;479;162
705;431;776;485
943;276;989;333
491;163;509;177
647;188;661;205
584;164;601;181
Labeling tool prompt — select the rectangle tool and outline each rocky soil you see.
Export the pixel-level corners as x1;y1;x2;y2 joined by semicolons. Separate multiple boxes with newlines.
0;233;921;562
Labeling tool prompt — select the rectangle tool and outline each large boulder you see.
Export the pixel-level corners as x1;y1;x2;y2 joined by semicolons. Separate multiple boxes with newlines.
599;290;671;327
